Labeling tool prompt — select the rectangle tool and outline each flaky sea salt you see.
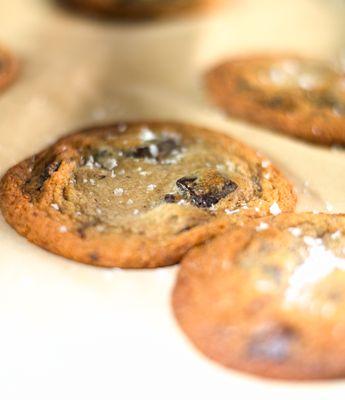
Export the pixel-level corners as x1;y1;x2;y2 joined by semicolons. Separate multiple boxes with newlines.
149;144;159;158
114;188;124;196
103;158;118;170
269;202;281;215
331;230;342;240
288;227;302;237
303;236;322;247
261;160;271;169
147;184;157;191
225;209;239;215
58;225;68;233
256;222;269;232
85;156;95;169
140;128;156;142
133;209;140;215
127;199;134;205
51;203;59;211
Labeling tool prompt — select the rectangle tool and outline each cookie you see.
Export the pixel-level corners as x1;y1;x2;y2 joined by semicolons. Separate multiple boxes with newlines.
58;0;220;19
0;45;18;92
0;121;296;269
205;55;345;145
173;213;345;380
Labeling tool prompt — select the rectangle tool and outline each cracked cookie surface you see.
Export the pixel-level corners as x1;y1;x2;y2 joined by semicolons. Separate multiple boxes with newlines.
0;122;296;268
205;55;345;145
173;213;345;380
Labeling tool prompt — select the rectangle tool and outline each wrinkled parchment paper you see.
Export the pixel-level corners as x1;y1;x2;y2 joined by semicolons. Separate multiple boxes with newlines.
1;0;345;398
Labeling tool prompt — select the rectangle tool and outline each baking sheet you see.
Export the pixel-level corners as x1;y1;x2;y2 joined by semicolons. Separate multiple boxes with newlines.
0;0;345;398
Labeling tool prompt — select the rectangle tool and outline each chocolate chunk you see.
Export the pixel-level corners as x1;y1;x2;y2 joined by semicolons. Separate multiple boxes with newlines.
258;95;296;112
306;92;345;115
125;138;180;160
164;193;177;203
89;252;99;262
176;175;237;208
247;325;296;362
306;92;337;108
28;159;62;192
252;174;262;194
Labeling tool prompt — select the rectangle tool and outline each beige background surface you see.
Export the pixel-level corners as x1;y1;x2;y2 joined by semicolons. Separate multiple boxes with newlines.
0;0;345;398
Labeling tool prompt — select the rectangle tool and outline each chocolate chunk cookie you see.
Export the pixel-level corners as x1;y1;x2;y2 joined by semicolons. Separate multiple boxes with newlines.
58;0;221;19
0;45;18;92
0;122;296;268
205;55;345;145
173;213;345;380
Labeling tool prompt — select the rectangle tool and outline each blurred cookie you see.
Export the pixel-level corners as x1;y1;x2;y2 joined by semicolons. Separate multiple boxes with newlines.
59;0;221;19
0;121;295;269
173;213;345;380
205;55;345;145
0;45;18;92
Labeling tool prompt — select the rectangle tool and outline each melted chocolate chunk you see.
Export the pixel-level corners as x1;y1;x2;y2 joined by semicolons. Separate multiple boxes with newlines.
125;138;180;160
176;175;237;208
247;325;296;362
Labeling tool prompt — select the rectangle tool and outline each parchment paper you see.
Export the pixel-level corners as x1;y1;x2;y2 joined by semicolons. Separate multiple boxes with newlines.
0;0;345;398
